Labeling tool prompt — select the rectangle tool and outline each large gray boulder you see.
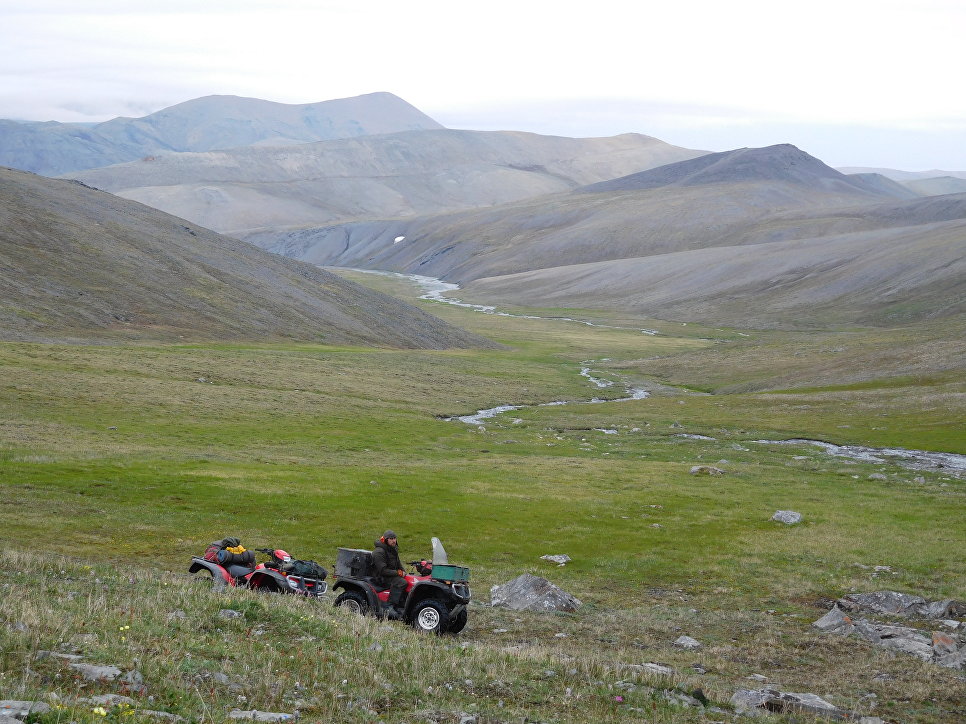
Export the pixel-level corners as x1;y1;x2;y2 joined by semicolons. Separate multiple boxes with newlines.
730;689;846;719
490;574;582;612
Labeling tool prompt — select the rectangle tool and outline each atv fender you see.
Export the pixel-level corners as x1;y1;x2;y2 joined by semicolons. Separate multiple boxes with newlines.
189;556;231;584
332;579;381;609
403;580;462;616
247;568;288;593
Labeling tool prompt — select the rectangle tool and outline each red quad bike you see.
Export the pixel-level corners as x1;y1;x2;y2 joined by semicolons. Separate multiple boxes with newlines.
189;547;328;598
332;537;470;634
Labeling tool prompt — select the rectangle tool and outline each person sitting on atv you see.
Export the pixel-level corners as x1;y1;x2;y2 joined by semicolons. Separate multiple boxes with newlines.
372;530;406;618
203;537;255;568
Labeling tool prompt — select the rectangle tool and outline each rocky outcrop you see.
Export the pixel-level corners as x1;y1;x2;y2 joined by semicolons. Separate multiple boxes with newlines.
813;604;965;668
838;591;962;619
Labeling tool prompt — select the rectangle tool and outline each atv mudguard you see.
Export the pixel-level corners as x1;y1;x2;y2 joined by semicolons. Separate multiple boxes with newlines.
332;578;382;609
247;568;289;592
189;556;232;584
403;579;465;615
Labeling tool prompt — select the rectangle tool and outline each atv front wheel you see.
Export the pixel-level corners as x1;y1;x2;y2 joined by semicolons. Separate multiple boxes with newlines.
411;599;449;634
448;608;468;634
334;591;369;616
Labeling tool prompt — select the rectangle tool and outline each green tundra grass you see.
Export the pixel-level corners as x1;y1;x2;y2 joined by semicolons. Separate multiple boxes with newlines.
1;273;964;722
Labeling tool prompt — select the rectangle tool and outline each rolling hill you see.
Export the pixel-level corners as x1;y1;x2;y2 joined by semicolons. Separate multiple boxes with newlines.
254;145;964;283
0;166;491;348
0;92;443;176
65;129;707;236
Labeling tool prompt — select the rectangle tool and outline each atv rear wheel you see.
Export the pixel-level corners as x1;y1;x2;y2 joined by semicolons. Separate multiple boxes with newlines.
448;608;468;633
334;590;369;616
411;599;449;634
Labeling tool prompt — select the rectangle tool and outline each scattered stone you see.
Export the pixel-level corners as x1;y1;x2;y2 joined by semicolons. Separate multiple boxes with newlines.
937;646;966;669
691;664;707;674
0;716;21;724
141;711;187;722
8;622;28;633
540;554;571;566
490;574;582;613
458;714;477;724
868;473;888;480
70;663;123;681
771;510;803;524
747;674;769;682
228;711;295;722
368;642;383;652
0;701;51;718
731;688;845;719
219;609;244;619
933;631;959;655
641;662;675;675
662;689;703;708
941;620;961;630
72;633;99;646
673;635;702;650
80;694;136;706
36;650;84;661
554;632;568;638
877;635;934;660
812;606;854;635
689;465;725;475
166;610;187;621
213;672;231;684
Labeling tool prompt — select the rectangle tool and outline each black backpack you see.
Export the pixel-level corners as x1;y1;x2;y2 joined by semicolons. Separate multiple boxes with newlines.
282;559;328;580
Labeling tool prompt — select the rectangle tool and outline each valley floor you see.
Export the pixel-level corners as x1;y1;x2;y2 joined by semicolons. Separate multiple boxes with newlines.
1;275;963;722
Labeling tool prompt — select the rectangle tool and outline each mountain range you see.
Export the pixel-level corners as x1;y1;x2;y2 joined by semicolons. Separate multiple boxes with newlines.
3;92;964;337
0;93;443;176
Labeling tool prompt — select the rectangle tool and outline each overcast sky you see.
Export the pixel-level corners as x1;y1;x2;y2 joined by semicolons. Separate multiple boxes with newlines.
2;0;963;170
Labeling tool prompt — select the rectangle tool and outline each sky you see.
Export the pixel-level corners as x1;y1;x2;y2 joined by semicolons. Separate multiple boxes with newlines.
1;0;964;171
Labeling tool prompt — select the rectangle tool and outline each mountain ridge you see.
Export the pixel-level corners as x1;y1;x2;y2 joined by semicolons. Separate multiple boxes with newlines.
0;93;443;175
0;166;490;348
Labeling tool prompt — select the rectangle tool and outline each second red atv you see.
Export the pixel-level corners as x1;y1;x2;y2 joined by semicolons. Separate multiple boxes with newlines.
189;547;328;598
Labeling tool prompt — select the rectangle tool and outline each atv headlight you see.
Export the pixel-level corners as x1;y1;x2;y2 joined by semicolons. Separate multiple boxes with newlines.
286;576;299;590
452;583;471;600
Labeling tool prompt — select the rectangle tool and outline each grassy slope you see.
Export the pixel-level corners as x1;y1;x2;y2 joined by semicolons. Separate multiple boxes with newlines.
1;273;963;722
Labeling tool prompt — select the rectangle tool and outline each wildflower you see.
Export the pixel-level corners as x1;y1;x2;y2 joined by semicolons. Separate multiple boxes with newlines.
92;706;108;716
614;696;624;703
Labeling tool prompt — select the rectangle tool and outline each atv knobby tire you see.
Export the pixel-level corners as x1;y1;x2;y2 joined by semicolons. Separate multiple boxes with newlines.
411;599;449;634
334;590;369;616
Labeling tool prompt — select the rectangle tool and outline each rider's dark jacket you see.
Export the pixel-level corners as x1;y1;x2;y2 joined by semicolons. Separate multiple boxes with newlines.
372;539;402;582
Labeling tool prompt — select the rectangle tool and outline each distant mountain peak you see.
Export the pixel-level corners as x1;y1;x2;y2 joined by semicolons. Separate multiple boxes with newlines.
577;143;860;194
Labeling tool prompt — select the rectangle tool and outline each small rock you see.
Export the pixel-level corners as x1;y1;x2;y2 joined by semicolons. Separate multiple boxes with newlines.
673;635;702;650
554;632;568;638
689;465;725;475
0;701;52;718
691;664;707;674
166;610;187;621
219;609;244;619
227;711;295;722
80;694;136;706
941;619;961;629
771;510;802;524
213;672;230;684
662;689;702;708
70;663;122;681
747;674;769;682
368;642;383;652
540;554;571;566
8;622;28;633
641;662;675;675
868;473;887;480
933;631;959;655
812;606;854;635
36;650;84;661
141;711;186;722
936;645;966;669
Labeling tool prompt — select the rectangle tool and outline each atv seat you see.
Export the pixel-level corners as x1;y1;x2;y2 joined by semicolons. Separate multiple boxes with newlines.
227;564;254;579
363;576;390;592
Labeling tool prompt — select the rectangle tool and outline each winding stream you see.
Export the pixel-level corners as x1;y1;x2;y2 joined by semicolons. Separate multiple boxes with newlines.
335;267;965;477
340;268;660;335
